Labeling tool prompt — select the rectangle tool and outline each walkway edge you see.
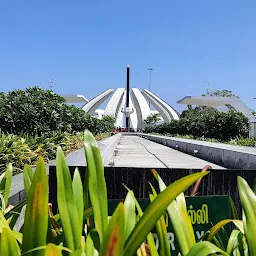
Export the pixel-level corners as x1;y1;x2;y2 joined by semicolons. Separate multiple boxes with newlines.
137;133;256;169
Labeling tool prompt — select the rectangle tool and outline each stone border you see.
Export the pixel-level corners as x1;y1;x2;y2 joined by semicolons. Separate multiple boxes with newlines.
137;133;256;169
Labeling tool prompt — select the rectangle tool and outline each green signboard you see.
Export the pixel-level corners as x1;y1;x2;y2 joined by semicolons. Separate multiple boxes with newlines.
108;195;231;255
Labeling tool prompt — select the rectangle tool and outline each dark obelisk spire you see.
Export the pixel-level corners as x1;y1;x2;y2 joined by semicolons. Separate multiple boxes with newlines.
126;65;130;128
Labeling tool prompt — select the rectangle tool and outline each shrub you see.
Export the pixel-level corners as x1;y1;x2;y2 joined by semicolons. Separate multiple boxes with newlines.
0;87;70;135
146;108;250;142
0;131;110;174
0;86;115;135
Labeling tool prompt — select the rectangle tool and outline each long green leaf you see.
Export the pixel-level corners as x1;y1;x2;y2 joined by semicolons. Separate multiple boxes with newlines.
123;185;158;256
153;169;195;255
124;191;136;242
99;202;124;256
85;232;96;256
0;163;13;205
56;147;81;251
21;245;72;255
149;183;170;256
22;157;48;256
23;164;34;196
229;196;239;220
12;230;23;244
72;168;84;231
187;241;229;256
123;171;209;256
0;209;11;232
0;172;5;184
0;227;20;255
238;176;256;255
84;130;108;244
5;199;26;230
226;229;241;254
207;219;244;241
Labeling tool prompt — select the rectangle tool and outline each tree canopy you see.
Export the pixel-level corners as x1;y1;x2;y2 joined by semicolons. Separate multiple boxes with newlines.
145;107;249;142
144;113;161;126
202;89;239;98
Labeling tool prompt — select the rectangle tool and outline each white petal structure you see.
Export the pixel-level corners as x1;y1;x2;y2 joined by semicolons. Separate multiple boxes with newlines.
115;91;127;127
82;89;114;115
104;88;125;119
131;88;151;129
129;94;138;129
142;89;180;121
63;88;180;130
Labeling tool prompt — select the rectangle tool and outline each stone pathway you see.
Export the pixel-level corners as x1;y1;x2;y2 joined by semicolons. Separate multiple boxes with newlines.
112;135;225;169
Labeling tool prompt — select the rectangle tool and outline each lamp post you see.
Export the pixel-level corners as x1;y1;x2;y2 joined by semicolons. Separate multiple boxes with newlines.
147;68;154;108
147;68;154;92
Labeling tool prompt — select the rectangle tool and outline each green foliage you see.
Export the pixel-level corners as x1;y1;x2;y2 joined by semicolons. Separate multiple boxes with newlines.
3;130;256;255
146;108;250;142
0;86;115;135
0;86;70;135
144;113;161;126
101;115;116;132
0;132;38;174
0;130;209;255
202;89;239;98
0;130;110;174
228;136;256;147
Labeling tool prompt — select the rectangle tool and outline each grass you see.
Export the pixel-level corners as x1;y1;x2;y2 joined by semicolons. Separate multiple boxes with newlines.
151;133;256;147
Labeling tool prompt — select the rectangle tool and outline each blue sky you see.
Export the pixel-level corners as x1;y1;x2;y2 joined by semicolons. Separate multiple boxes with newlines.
1;1;256;111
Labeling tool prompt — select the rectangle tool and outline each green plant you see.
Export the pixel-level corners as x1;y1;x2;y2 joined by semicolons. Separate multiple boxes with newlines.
150;133;256;148
0;130;211;255
145;108;250;142
0;132;38;174
0;87;115;136
228;136;256;147
4;130;256;255
144;113;161;126
201;176;256;255
0;130;111;174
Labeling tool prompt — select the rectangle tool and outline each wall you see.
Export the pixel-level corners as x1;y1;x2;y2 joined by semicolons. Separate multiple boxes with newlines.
138;133;256;169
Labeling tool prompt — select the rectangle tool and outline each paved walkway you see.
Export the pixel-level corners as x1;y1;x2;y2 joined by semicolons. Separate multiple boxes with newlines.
112;135;225;169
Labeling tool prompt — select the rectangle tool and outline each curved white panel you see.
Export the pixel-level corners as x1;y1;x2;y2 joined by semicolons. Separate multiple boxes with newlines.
131;88;151;129
129;94;138;130
142;91;171;122
143;89;180;120
82;89;114;115
104;88;125;118
115;91;126;127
